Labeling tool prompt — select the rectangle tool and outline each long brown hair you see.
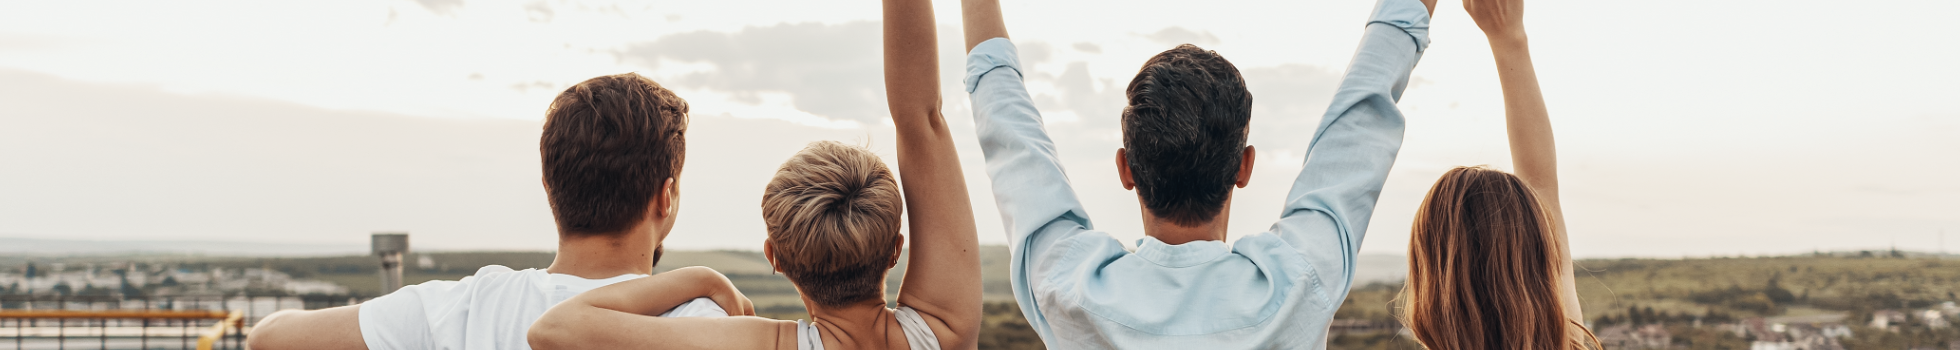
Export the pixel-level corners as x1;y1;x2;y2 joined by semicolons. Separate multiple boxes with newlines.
1400;166;1600;349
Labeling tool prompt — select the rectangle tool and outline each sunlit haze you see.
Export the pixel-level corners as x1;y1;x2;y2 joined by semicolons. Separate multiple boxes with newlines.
2;0;1955;258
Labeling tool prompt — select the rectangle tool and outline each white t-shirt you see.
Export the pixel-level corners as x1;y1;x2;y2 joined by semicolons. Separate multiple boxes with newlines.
358;265;728;350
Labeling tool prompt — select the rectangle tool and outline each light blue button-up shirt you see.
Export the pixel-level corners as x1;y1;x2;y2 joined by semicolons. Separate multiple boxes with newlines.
962;0;1429;348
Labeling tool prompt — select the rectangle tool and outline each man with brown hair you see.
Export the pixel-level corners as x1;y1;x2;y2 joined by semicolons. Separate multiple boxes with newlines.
247;73;753;350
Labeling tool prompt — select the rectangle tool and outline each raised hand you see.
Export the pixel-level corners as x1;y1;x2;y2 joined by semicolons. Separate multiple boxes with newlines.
1463;0;1525;42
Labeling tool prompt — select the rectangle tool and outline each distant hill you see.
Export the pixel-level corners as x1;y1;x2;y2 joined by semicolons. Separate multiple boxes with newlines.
0;243;1408;316
0;236;368;257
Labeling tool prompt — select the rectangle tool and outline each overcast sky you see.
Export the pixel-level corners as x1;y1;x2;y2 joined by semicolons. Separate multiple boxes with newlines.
1;0;1955;258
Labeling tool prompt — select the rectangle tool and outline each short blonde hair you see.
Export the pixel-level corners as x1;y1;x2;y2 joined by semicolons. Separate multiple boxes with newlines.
762;141;903;307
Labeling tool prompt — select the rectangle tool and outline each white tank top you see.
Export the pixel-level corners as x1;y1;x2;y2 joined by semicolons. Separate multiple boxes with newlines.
795;306;940;350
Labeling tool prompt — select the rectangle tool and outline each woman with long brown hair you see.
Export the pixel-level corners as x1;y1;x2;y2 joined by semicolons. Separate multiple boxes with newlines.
1399;0;1600;348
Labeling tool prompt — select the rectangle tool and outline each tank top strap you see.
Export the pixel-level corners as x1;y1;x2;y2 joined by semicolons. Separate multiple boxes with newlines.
893;306;942;350
796;319;824;350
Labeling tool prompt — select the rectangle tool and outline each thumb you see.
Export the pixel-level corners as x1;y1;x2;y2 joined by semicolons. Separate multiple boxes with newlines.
710;291;755;316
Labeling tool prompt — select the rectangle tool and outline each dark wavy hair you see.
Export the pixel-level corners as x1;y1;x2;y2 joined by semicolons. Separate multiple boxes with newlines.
1120;44;1252;227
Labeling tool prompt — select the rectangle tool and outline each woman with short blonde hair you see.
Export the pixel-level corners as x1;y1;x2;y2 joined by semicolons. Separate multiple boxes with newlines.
525;0;983;349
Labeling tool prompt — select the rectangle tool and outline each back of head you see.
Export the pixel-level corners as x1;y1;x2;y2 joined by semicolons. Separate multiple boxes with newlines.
762;141;903;308
541;73;689;237
1401;166;1596;350
1121;44;1253;227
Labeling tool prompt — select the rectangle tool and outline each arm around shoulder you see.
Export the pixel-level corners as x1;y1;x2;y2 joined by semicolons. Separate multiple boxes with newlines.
529;267;774;350
530;305;790;350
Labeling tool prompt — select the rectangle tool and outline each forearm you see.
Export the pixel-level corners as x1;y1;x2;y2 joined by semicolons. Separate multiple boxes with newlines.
530;308;784;350
577;267;724;316
1279;0;1429;238
1489;33;1579;322
960;0;1008;52
1492;38;1557;203
884;0;941;132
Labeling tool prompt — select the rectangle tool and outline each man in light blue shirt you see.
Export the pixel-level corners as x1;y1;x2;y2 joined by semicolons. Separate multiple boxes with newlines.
959;0;1434;347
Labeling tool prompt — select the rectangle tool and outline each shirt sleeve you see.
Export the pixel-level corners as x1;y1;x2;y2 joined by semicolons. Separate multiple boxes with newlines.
358;280;460;350
1271;0;1430;296
963;37;1097;341
657;297;731;318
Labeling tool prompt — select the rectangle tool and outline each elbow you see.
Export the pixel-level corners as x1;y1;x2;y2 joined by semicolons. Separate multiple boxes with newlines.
526;311;574;350
246;333;281;350
948;325;983;350
525;322;559;350
246;310;293;350
952;315;985;350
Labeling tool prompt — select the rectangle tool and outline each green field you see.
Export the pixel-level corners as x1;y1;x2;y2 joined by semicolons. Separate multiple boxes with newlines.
1330;251;1960;349
12;249;1959;349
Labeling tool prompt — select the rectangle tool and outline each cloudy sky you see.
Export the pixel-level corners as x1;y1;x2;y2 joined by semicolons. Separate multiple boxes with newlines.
1;0;1955;258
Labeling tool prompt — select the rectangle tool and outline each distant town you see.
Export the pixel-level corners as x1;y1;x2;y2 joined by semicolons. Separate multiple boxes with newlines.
0;261;351;298
7;248;1960;349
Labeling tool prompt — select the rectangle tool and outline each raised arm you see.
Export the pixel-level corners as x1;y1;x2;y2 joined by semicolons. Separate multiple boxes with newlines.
883;0;983;348
961;0;1099;342
960;0;1008;52
1271;0;1434;295
1465;0;1577;323
528;267;781;350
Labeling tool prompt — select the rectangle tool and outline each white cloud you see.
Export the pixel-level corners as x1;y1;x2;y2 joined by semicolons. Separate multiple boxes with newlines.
1141;27;1222;47
620;21;886;125
414;0;465;15
0;0;1956;258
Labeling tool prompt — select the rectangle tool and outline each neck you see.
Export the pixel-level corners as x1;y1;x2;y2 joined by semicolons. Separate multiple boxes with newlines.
1137;192;1235;245
545;226;660;279
805;298;894;348
1141;210;1230;245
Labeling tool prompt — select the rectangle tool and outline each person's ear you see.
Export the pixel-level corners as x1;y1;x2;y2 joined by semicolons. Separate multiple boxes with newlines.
1116;148;1137;190
888;237;906;269
1236;146;1256;188
649;177;680;220
763;241;781;275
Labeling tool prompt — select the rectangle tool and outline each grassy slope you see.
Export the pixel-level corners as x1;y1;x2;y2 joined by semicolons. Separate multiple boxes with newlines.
19;249;1957;349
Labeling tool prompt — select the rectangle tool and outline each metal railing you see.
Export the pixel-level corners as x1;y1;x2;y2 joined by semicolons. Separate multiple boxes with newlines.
1;310;239;350
0;295;357;350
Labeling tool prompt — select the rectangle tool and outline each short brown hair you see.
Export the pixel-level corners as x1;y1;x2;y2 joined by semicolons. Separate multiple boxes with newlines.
541;73;689;236
1121;44;1252;227
761;141;902;307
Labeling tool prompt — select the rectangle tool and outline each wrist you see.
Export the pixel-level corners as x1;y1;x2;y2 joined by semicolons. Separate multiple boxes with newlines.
681;267;731;294
666;267;711;289
1486;32;1529;51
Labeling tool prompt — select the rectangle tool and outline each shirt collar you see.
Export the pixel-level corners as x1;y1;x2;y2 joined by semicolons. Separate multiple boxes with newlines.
1132;236;1231;268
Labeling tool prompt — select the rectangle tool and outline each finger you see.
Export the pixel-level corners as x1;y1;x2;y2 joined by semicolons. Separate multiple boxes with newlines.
711;294;745;316
740;292;755;316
